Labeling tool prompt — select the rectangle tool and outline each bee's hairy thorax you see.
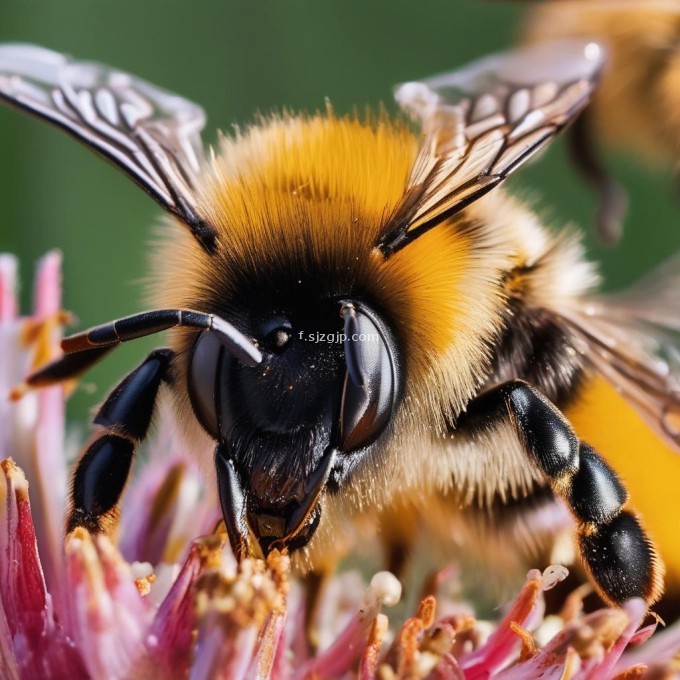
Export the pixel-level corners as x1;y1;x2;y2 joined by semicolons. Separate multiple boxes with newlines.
484;291;586;409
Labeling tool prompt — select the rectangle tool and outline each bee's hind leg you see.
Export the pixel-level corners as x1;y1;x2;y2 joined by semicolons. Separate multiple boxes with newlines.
66;348;174;534
567;108;628;246
458;379;664;607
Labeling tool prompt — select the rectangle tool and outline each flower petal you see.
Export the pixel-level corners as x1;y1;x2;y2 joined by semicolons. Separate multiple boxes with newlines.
120;448;217;567
293;571;402;679
0;252;69;604
65;529;151;679
497;606;631;679
0;459;87;679
0;255;18;322
135;539;208;680
616;605;680;675
588;598;647;680
459;569;545;676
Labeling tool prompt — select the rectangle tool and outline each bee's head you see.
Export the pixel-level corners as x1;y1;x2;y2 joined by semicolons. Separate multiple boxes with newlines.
188;291;400;556
161;112;501;557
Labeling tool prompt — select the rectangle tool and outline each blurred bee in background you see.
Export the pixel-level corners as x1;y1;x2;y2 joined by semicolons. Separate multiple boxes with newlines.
1;39;679;620
521;0;680;245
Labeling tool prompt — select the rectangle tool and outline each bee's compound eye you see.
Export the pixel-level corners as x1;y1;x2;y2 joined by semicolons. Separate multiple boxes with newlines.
338;303;398;452
188;331;221;439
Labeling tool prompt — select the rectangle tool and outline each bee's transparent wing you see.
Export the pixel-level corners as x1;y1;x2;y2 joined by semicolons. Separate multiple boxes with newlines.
561;254;680;451
379;39;605;256
0;44;216;251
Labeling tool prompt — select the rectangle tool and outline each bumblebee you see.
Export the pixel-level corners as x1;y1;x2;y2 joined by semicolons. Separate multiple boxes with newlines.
521;0;680;244
1;40;678;611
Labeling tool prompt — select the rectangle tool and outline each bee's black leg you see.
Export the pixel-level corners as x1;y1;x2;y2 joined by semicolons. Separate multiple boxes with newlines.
459;380;664;606
66;348;173;534
215;445;249;561
567;109;628;246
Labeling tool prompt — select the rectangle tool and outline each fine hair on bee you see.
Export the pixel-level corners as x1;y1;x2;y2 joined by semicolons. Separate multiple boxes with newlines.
2;38;680;616
520;0;680;245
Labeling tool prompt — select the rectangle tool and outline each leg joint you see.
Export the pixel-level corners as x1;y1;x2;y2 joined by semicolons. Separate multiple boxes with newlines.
93;348;173;440
501;380;579;479
569;443;627;525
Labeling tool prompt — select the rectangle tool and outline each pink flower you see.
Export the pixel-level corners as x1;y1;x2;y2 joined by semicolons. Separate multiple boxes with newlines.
1;253;679;679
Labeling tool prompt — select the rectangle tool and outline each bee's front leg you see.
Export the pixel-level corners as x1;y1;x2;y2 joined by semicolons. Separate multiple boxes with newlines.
461;379;664;606
67;349;174;534
215;447;249;561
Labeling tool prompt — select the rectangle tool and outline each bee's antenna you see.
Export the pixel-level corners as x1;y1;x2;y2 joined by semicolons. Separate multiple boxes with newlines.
61;309;261;365
20;309;261;392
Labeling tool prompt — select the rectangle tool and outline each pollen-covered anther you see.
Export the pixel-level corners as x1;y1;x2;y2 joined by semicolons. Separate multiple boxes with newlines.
359;613;389;677
265;549;291;612
385;595;445;678
421;622;456;658
130;561;156;596
194;532;229;571
396;615;431;678
553;607;631;663
1;457;29;496
194;555;286;630
408;603;459;677
20;309;72;356
415;594;437;628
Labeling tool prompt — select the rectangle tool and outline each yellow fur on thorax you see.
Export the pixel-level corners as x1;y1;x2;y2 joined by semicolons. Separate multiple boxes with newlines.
153;112;514;435
149;111;603;573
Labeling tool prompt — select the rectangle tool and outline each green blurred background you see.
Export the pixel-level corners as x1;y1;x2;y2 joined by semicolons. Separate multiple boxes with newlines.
1;0;679;424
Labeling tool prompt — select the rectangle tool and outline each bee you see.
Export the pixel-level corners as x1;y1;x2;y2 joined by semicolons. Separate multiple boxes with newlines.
1;40;679;613
521;0;680;245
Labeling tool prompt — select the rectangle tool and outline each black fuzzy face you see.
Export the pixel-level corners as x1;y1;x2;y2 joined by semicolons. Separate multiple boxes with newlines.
187;263;401;554
191;294;345;480
226;298;346;435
